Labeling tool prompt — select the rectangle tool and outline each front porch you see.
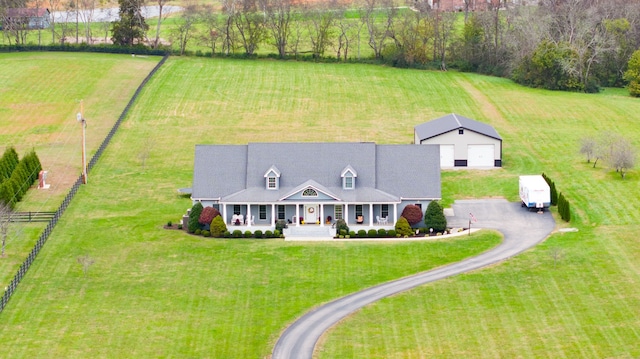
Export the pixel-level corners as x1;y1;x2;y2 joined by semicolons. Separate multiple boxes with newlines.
218;202;398;229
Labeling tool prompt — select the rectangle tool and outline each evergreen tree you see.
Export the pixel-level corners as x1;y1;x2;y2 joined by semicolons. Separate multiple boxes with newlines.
188;202;204;233
424;201;447;233
550;181;558;206
111;0;149;46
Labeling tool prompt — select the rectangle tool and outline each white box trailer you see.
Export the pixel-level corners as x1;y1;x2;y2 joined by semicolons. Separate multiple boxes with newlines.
519;175;551;210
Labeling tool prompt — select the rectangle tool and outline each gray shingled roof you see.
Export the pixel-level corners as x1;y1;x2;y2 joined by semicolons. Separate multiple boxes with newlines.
192;143;441;202
414;113;502;142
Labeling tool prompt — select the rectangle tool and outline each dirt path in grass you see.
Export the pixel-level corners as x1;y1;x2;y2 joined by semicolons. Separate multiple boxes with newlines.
272;199;556;359
455;77;517;134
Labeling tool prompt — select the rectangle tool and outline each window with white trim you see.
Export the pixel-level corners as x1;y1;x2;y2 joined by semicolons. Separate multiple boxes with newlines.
259;205;267;220
344;175;354;189
334;205;343;220
302;188;318;197
233;205;241;215
278;205;285;220
267;176;277;189
382;204;389;218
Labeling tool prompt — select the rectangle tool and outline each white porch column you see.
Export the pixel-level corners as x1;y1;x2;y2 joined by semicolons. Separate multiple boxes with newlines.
247;204;252;227
369;203;373;226
393;203;398;224
271;204;276;225
296;204;300;227
222;204;227;224
344;204;349;226
320;204;324;227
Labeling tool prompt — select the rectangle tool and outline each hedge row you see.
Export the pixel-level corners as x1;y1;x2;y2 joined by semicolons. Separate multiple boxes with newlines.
0;43;169;56
194;228;281;239
0;149;42;208
542;172;571;222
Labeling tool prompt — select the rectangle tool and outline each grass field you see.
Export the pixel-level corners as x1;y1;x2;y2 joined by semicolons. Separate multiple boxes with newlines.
1;55;639;358
0;52;160;296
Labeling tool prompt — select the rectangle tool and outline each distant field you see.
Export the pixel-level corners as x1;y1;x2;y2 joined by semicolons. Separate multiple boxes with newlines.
0;52;160;294
0;55;639;358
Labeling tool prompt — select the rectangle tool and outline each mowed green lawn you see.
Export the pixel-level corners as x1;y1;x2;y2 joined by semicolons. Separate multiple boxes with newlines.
0;52;160;295
0;55;639;358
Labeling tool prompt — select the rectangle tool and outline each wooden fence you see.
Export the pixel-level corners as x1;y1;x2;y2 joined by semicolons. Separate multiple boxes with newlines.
2;212;56;223
0;54;169;313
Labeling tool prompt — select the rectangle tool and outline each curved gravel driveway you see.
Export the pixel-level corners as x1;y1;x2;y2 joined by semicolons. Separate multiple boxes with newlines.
272;199;556;359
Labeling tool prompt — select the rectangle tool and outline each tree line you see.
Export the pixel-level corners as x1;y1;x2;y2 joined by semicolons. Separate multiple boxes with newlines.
4;0;640;93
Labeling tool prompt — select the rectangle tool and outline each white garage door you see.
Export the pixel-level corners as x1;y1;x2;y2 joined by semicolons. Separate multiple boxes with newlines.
440;145;454;167
467;144;494;167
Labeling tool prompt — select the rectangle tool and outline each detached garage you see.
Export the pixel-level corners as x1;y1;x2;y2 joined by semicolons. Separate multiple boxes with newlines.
414;113;502;168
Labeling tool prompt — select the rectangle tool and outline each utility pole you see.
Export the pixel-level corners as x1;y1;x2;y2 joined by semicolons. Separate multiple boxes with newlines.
76;100;87;184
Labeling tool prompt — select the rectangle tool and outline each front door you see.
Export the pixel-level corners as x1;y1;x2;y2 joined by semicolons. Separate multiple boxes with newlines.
304;204;317;224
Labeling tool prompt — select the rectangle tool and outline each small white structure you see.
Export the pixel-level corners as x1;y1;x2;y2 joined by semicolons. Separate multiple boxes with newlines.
414;113;502;168
38;170;50;189
519;175;550;210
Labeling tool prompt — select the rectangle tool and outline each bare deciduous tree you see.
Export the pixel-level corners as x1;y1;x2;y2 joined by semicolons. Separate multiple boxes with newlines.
262;0;293;58
0;201;12;257
360;0;396;59
549;247;565;268
198;4;222;55
609;137;636;179
234;0;265;56
171;3;199;55
152;0;170;48
579;136;597;163
77;254;95;277
304;1;340;59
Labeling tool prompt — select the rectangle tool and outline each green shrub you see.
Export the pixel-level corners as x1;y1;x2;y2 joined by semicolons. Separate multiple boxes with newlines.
244;230;252;238
194;229;202;235
177;224;183;230
254;230;263;238
357;229;367;238
223;231;231;238
424;201;447;233
275;219;288;232
265;230;273;238
349;231;356;238
335;219;349;234
274;229;280;237
188;202;204;233
339;229;347;236
167;220;172;227
210;215;227;237
232;229;243;238
377;228;387;236
395;216;413;237
202;230;211;237
388;229;396;237
368;229;378;238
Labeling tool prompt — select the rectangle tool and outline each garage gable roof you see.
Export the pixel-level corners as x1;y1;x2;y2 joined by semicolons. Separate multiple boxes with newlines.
414;113;502;142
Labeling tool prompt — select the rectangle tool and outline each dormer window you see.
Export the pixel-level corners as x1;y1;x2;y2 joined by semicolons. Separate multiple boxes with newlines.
344;175;354;189
267;176;277;189
458;128;464;135
264;165;281;190
341;165;357;190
